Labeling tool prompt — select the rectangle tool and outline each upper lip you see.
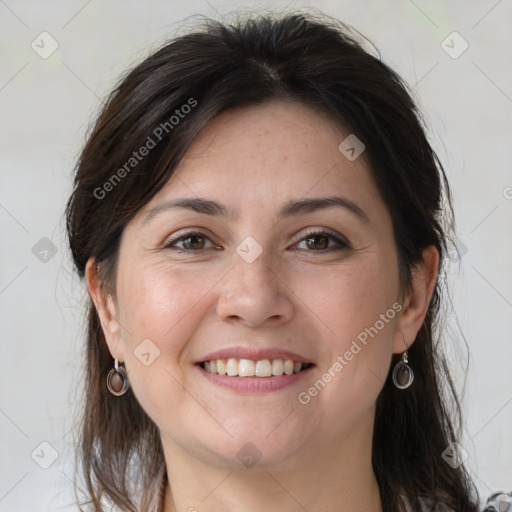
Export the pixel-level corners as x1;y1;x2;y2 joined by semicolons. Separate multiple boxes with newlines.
197;347;314;364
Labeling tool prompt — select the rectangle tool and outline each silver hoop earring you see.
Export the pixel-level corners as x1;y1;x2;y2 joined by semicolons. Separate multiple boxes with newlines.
107;358;130;396
392;350;414;389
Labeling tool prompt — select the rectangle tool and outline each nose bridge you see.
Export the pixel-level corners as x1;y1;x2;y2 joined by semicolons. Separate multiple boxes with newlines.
216;236;293;326
231;238;278;296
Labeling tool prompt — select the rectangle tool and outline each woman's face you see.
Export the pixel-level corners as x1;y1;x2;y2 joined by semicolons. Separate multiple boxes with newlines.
94;100;410;469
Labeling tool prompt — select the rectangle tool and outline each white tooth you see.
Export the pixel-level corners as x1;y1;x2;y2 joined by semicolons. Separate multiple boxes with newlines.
210;360;217;374
226;358;239;376
284;359;294;375
238;359;255;377
293;362;302;374
204;361;211;372
217;359;226;375
255;359;272;377
272;359;284;375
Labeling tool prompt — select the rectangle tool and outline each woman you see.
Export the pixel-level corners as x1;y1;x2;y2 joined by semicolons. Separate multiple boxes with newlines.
65;11;509;512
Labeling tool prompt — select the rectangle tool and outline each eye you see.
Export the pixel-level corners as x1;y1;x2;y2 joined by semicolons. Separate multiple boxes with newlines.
163;228;350;253
163;229;217;251
293;228;350;252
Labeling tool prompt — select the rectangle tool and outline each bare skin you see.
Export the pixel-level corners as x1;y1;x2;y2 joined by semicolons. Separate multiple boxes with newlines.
87;99;438;511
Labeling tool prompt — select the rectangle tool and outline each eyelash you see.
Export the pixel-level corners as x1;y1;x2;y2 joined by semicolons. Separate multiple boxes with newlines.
163;227;350;253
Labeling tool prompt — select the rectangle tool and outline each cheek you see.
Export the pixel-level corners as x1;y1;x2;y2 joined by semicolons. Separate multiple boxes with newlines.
119;250;398;363
294;255;398;412
115;263;217;423
114;263;199;367
299;255;398;338
119;262;216;339
116;246;399;422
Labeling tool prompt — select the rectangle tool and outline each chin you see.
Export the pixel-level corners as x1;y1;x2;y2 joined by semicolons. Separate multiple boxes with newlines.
201;416;310;468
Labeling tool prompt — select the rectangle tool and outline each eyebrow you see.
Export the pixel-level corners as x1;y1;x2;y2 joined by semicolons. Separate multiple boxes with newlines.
142;195;370;226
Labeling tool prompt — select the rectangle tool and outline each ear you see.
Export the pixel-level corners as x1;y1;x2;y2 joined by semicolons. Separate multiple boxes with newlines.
85;258;125;362
394;245;439;353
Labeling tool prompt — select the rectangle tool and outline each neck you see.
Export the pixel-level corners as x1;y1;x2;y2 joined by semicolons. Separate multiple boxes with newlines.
161;415;383;512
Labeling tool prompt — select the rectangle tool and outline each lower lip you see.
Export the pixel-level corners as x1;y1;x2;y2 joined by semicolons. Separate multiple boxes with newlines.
197;364;314;393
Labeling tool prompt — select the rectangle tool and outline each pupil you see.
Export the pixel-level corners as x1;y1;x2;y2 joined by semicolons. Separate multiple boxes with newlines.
307;235;328;250
186;235;203;249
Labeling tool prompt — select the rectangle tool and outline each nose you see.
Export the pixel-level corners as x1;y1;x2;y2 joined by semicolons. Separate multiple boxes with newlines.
216;248;295;329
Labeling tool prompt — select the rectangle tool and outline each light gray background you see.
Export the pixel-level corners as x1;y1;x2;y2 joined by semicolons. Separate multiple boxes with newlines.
0;1;511;510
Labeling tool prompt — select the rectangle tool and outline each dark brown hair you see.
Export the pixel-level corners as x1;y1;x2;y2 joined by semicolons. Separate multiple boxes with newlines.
65;11;481;511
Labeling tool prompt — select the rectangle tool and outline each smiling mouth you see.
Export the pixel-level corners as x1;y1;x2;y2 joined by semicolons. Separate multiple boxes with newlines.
199;358;314;377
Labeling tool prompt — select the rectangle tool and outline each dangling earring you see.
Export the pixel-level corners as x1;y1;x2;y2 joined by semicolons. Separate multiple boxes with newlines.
392;350;414;389
107;358;130;396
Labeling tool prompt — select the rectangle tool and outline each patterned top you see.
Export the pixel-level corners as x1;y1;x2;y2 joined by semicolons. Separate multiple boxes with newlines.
483;492;512;511
148;464;512;512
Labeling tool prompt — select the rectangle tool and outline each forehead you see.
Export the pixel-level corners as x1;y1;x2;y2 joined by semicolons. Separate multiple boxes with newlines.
177;99;351;178
135;99;384;225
